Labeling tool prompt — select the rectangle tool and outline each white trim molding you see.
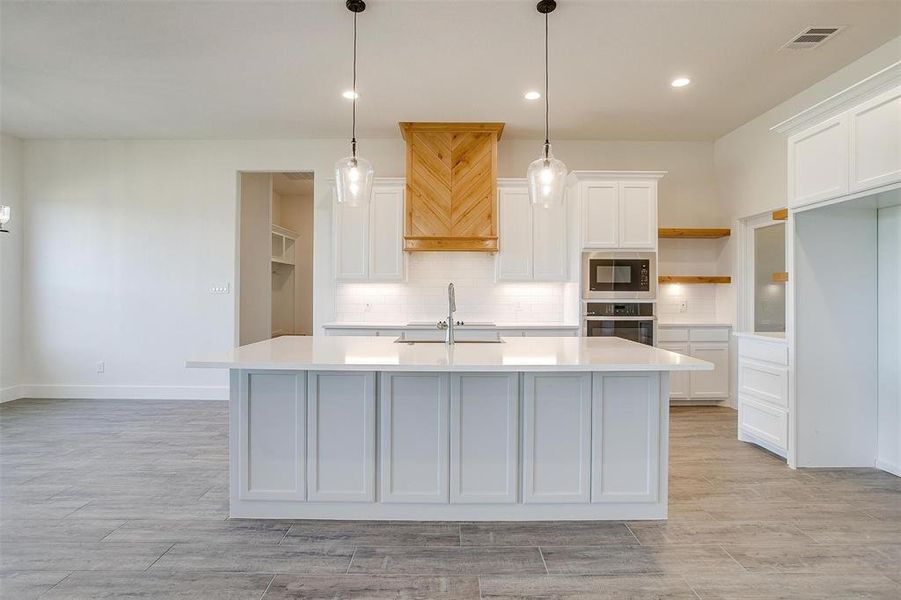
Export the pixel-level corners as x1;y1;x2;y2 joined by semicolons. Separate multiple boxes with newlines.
771;61;901;135
1;385;27;403
13;384;228;401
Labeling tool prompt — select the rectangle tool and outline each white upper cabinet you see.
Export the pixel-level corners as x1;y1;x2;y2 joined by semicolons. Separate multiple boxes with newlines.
788;115;850;208
785;83;901;209
369;184;405;280
334;179;405;282
619;181;657;249
573;172;663;250
497;185;533;280
496;180;567;282
581;181;619;248
850;86;901;193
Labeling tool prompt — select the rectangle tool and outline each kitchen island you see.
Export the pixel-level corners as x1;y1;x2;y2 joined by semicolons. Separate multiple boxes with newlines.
188;335;711;520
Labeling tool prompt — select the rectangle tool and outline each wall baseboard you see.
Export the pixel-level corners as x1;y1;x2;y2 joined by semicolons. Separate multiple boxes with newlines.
1;385;27;403
9;384;228;402
875;459;901;478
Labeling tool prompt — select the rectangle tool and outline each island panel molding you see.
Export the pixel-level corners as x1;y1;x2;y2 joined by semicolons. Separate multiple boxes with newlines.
401;122;504;252
193;337;712;520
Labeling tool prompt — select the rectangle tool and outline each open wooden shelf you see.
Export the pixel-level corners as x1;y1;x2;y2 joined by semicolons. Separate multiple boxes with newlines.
659;275;732;284
772;208;788;221
772;271;789;283
658;228;731;239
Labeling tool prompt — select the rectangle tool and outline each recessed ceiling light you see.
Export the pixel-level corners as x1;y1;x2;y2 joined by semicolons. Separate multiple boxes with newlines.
671;77;691;88
524;91;541;100
342;90;359;99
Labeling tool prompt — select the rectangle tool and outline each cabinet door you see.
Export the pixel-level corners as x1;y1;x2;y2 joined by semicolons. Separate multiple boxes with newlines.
522;372;591;503
306;372;375;502
334;190;369;280
618;181;656;249
379;373;449;503
688;343;730;400
850;86;901;193
450;373;518;504
369;184;405;281
581;181;619;248
591;373;660;503
533;193;568;280
238;371;306;501
496;186;533;280
657;342;690;400
788;115;850;208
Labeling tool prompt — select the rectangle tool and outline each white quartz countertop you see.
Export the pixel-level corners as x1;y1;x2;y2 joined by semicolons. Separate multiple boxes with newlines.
658;322;733;328
322;322;580;330
733;331;787;343
187;336;713;373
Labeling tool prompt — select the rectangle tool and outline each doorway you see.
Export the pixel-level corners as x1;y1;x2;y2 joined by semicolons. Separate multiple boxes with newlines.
739;212;786;333
237;172;314;346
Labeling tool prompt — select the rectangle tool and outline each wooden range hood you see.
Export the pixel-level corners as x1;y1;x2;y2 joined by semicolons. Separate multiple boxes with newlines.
400;122;504;252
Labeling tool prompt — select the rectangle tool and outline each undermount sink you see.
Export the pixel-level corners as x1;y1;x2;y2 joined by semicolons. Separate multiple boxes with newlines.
393;338;504;344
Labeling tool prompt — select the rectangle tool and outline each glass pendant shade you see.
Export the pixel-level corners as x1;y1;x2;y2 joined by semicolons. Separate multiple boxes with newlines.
0;205;10;226
334;155;373;207
527;146;567;208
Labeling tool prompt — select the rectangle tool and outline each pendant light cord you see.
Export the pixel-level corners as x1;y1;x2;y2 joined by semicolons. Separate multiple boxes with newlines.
544;11;550;158
351;11;358;158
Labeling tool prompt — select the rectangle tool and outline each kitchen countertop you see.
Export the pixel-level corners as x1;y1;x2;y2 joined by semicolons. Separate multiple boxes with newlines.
188;335;712;373
658;321;733;327
322;322;581;330
733;331;787;343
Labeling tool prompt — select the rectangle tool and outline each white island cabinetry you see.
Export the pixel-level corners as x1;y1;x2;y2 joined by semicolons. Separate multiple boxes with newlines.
190;336;711;521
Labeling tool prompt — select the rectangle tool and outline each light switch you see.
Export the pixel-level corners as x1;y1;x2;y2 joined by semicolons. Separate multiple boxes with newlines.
210;283;230;294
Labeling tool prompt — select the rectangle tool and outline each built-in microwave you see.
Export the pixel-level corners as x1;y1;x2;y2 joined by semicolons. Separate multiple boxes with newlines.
581;251;656;300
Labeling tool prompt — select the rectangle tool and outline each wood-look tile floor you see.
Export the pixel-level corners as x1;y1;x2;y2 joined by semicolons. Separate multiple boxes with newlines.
1;400;899;599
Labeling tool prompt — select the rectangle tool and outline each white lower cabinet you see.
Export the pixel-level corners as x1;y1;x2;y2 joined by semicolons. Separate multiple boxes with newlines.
657;342;689;400
379;372;450;503
232;368;670;519
522;372;592;503
658;326;731;404
736;334;789;458
306;371;375;502
238;370;307;501
449;373;519;504
591;373;660;503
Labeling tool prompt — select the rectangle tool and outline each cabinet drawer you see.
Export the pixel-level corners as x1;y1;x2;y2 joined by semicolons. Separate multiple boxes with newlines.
739;395;787;451
739;358;788;408
657;327;689;342
738;337;788;365
689;327;730;342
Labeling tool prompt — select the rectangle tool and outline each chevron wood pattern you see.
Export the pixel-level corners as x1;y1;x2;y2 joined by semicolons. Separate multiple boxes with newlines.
401;122;503;252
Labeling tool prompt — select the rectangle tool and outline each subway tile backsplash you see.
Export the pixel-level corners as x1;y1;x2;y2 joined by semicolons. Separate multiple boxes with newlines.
335;253;570;324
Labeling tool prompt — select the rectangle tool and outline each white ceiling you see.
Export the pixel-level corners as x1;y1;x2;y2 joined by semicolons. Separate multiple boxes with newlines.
2;0;899;141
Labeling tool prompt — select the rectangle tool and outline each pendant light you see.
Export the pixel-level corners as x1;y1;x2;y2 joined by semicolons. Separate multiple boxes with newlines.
0;205;10;233
527;0;568;208
334;0;373;206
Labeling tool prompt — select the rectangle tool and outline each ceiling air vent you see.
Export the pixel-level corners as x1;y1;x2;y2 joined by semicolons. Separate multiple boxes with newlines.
782;26;845;50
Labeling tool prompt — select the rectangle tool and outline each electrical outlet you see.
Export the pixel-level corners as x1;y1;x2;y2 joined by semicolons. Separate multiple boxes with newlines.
96;361;105;374
679;300;688;313
210;283;230;294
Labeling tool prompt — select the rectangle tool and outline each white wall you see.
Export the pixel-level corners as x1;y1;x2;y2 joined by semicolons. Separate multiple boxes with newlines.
877;205;901;475
19;137;715;398
794;204;878;467
0;133;24;402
